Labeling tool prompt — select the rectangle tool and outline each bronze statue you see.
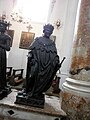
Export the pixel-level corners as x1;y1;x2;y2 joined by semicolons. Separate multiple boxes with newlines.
0;21;12;99
15;24;61;108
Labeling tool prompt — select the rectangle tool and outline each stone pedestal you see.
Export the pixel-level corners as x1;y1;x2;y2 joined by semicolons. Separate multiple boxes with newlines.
61;78;90;120
15;93;45;108
61;0;90;120
0;89;66;120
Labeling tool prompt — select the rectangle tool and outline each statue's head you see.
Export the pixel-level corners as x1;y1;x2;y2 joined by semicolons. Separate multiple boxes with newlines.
43;24;54;38
0;21;8;33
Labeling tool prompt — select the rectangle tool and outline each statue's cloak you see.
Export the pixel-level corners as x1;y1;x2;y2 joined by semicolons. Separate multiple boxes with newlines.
26;36;60;96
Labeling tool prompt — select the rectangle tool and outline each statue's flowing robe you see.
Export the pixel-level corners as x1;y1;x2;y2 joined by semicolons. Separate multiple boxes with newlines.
26;37;60;96
0;34;11;89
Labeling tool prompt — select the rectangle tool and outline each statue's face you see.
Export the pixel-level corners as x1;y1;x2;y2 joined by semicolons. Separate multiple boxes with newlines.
0;23;6;32
44;29;52;38
43;24;54;38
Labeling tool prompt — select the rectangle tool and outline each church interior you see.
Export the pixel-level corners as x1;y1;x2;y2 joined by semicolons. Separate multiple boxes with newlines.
0;0;90;120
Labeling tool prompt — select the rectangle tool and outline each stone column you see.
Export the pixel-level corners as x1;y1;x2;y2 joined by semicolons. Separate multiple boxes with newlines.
61;0;90;120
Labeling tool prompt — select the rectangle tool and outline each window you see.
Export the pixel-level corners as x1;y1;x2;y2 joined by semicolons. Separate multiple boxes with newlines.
13;0;50;23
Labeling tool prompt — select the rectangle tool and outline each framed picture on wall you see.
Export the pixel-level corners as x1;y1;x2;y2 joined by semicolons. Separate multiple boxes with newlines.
7;29;14;47
19;31;35;50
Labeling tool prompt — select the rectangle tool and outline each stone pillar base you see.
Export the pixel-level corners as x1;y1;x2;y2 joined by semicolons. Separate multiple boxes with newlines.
61;78;90;120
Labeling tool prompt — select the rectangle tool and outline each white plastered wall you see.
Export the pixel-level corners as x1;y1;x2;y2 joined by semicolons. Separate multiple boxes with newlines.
48;0;79;89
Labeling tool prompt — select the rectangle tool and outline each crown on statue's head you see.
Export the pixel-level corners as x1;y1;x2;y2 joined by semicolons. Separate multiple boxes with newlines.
43;24;54;33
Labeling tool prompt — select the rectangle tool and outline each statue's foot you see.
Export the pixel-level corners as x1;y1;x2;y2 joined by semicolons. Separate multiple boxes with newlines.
18;89;26;96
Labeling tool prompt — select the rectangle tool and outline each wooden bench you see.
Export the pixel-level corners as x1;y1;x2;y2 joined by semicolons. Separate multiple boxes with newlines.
9;69;24;86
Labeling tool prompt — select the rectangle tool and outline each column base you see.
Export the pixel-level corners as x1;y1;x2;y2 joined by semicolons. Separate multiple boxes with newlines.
61;78;90;120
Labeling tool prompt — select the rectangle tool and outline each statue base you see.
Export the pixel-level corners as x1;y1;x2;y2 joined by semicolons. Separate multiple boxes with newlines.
15;94;45;108
0;89;67;119
0;86;12;100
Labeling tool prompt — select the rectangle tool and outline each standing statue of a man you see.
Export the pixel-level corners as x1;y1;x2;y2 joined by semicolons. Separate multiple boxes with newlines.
16;24;60;108
26;24;60;95
0;21;11;99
